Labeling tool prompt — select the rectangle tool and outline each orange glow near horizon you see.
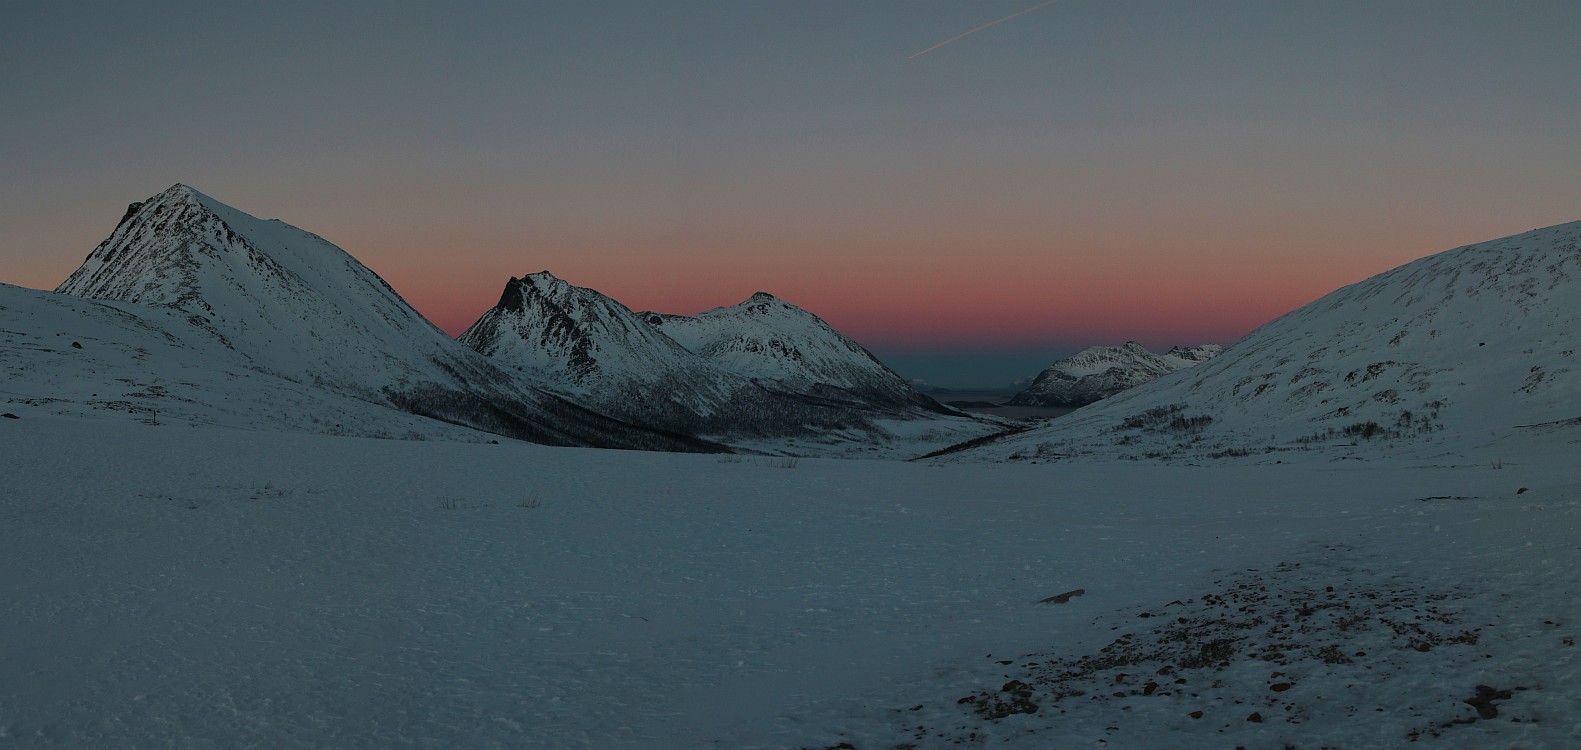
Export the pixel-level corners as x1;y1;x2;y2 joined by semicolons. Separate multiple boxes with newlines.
6;180;1547;367
4;3;1580;388
382;219;1452;352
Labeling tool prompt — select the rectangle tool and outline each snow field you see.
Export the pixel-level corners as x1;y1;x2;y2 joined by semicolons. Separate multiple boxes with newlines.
2;416;1578;748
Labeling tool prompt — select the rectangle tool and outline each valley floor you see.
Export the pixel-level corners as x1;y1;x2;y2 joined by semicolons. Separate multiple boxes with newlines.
2;416;1578;748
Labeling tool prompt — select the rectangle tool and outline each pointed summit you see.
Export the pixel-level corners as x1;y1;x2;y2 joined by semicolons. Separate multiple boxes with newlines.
492;273;574;313
55;184;458;380
154;182;203;202
52;186;723;452
463;272;697;388
460;272;768;432
463;275;972;444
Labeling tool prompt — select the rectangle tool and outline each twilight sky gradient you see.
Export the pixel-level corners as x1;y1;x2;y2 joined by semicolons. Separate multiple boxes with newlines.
4;1;1581;387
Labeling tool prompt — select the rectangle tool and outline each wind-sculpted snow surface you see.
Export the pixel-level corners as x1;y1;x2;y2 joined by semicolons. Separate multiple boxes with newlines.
2;417;1576;748
955;221;1581;461
1008;341;1222;407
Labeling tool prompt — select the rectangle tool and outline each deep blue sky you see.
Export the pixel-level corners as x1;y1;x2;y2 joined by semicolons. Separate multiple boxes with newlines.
5;1;1581;387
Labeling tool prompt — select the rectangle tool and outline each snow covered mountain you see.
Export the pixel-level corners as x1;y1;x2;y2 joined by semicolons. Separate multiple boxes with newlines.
1162;343;1224;366
950;220;1581;461
459;274;988;450
0;281;497;439
46;184;721;452
1007;341;1222;407
645;292;947;414
458;272;747;432
460;272;727;396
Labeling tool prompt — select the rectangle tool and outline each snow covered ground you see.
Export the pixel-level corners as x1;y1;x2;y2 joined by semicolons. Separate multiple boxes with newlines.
3;414;1577;748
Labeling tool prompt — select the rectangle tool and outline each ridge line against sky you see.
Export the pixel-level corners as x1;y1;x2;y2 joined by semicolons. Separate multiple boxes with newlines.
3;1;1580;387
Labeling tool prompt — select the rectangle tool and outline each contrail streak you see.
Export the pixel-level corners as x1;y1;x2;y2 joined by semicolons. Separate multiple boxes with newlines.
909;0;1059;59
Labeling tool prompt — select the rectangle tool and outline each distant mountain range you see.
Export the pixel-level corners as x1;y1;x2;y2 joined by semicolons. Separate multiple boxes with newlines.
17;184;1581;462
941;220;1581;461
458;272;955;441
16;184;994;456
1007;342;1223;407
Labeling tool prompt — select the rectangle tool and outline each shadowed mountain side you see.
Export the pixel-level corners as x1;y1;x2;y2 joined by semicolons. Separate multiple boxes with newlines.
458;273;977;445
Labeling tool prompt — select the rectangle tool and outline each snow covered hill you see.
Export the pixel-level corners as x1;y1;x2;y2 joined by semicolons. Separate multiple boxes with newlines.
645;292;945;414
953;221;1581;461
44;185;721;452
459;273;995;453
0;282;492;439
459;271;738;413
1008;341;1222;407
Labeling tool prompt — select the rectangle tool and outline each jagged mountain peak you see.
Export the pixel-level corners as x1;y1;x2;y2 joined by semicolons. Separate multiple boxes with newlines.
53;184;470;383
120;183;217;220
462;271;696;391
155;182;203;201
522;269;566;285
461;274;970;442
50;185;724;452
492;271;602;312
1165;344;1225;363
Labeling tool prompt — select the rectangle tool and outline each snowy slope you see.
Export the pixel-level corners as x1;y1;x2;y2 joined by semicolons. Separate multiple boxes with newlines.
0;282;494;439
460;274;998;453
458;272;743;425
2;414;1576;748
1008;341;1221;407
47;185;721;452
646;292;946;413
56;184;480;391
958;221;1581;461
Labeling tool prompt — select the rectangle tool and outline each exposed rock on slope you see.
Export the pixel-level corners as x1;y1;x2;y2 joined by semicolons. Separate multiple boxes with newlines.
459;274;976;444
1008;342;1222;407
460;272;730;400
950;220;1581;461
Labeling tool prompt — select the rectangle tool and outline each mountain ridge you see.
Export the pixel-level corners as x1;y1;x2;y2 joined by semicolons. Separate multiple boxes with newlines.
457;270;985;450
946;219;1581;461
50;183;727;452
1007;341;1222;407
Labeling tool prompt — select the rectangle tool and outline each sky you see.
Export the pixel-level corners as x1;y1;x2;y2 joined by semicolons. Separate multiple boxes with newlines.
4;1;1581;388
